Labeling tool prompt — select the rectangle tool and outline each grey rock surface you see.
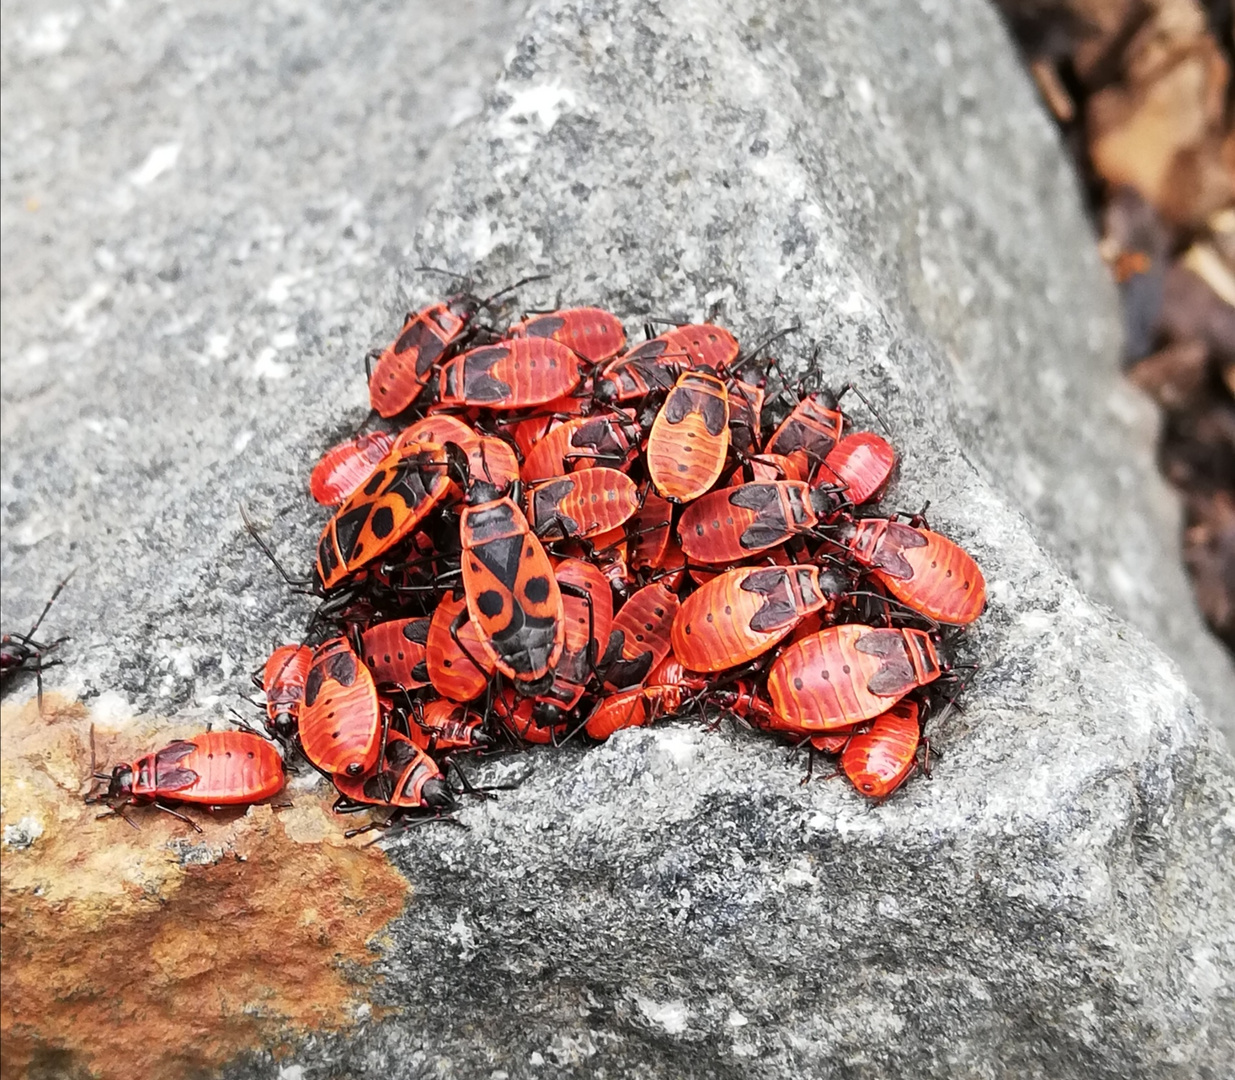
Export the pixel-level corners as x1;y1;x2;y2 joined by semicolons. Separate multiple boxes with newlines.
4;0;1235;1078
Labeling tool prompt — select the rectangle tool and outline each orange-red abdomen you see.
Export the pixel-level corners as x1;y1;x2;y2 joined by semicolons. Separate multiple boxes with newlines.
309;431;397;506
837;518;986;625
677;481;821;564
508;307;626;364
600;581;681;691
426;593;495;702
841;701;922;798
766;625;941;730
438;338;582;410
647;371;730;502
527;468;640;540
300;637;382;777
671;565;844;673
119;731;284;805
819;432;897;506
369;300;472;418
360;617;432;690
583;685;685;740
330;730;453;811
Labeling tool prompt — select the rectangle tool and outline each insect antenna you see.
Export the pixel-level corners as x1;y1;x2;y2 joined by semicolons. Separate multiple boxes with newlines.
239;504;314;589
478;274;552;311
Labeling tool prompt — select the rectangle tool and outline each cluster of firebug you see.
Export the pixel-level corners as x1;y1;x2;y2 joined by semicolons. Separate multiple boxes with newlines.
87;275;986;834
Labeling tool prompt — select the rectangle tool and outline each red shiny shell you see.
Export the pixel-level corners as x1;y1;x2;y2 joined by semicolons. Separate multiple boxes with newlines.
841;701;921;798
818;431;897;505
309;431;397;506
438;337;582;410
766;626;941;730
300;637;382;776
646;371;730;502
508;307;626;364
121;731;284;805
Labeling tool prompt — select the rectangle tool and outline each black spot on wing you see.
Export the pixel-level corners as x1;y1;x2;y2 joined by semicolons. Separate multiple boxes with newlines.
729;484;779;513
370;505;395;539
524;575;551;604
699;391;728;436
154;766;201;793
324;649;358;686
524;315;566;339
385;460;433;512
402;618;431;645
477;590;506;617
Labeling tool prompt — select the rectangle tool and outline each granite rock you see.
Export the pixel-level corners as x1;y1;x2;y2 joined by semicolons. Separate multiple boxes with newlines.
3;0;1234;1078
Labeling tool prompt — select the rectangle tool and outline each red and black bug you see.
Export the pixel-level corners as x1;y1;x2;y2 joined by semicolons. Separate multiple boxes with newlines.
95;730;285;828
646;370;731;502
309;431;397;506
457;465;565;693
508;307;626;364
521;411;641;483
367;276;544;417
316;441;457;590
841;699;923;798
592;323;731;404
360;617;432;691
583;683;687;740
677;480;828;564
1;575;71;704
766;625;942;730
764;391;845;478
600;580;680;691
831;517;986;625
257;644;313;740
299;636;384;777
817;431;897;507
671;564;848;672
438;337;583;411
526;468;640;541
620;322;739;372
330;730;455;812
368;297;483;418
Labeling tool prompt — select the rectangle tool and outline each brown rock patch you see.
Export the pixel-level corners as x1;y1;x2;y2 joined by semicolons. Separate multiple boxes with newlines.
0;696;409;1080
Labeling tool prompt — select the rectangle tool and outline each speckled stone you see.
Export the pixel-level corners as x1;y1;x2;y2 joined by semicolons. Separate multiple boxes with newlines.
3;0;1234;1077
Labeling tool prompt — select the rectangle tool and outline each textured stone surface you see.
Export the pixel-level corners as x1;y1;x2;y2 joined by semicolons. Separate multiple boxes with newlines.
3;0;1235;1078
